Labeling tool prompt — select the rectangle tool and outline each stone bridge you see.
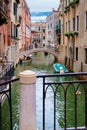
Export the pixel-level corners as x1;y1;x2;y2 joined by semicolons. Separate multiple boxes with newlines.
19;46;60;60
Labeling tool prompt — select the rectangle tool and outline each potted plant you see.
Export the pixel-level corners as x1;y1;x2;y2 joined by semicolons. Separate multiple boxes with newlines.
72;31;78;35
69;0;75;7
64;9;67;13
65;32;70;37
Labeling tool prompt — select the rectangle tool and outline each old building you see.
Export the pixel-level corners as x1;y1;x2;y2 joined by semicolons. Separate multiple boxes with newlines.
31;21;46;48
21;0;31;51
58;0;87;72
0;0;9;58
55;1;64;63
46;9;59;47
7;0;21;66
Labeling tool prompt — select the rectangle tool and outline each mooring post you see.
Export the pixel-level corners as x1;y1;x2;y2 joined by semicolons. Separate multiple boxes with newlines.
19;70;37;130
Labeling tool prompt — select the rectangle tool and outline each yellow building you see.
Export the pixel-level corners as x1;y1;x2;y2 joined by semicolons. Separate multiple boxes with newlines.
59;0;87;72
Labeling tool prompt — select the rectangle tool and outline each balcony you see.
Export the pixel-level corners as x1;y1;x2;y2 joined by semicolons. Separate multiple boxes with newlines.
0;0;9;25
65;31;78;37
0;72;87;130
69;0;79;8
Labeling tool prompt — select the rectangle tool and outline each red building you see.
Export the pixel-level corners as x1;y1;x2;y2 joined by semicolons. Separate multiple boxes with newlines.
0;0;9;58
21;0;31;51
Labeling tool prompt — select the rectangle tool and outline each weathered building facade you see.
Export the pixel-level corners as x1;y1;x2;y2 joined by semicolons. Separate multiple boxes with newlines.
7;0;21;65
46;9;59;47
58;0;87;72
31;22;46;48
21;0;31;51
0;0;9;58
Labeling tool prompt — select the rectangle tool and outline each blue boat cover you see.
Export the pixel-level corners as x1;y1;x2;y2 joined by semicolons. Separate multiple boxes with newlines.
53;63;68;73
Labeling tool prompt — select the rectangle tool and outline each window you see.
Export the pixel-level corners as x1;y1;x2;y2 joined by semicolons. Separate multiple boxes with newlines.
43;36;45;40
16;28;18;37
76;47;78;60
86;11;87;29
66;0;70;6
85;49;87;64
38;26;40;31
11;22;14;37
57;20;61;28
66;22;67;32
50;23;52;28
26;25;30;36
59;20;61;27
68;20;70;32
77;15;79;31
48;25;49;29
13;2;17;15
4;35;5;46
73;18;75;31
43;29;45;33
14;25;16;37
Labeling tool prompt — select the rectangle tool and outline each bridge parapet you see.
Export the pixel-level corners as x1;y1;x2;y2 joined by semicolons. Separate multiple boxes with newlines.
19;46;60;59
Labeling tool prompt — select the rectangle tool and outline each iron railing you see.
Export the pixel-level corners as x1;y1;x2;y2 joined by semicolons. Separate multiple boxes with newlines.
37;72;87;130
0;72;87;130
0;78;19;130
0;62;14;79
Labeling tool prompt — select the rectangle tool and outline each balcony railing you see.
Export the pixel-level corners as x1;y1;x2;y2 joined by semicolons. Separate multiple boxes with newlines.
0;0;8;25
0;72;87;130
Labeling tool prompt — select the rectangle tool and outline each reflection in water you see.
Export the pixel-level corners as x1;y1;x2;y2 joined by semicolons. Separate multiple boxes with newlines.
32;52;55;65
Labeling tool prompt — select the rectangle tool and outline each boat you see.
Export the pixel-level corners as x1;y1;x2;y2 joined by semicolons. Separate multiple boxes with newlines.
53;63;68;73
23;54;33;60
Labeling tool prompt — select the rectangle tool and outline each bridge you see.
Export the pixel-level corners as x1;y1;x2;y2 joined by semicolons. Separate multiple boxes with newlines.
19;45;60;60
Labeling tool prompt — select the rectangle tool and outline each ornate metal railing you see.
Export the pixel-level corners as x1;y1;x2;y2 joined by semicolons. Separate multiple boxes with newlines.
0;72;87;130
0;78;19;130
37;72;87;130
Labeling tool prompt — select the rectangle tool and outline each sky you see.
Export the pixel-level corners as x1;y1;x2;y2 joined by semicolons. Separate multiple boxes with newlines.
26;0;60;23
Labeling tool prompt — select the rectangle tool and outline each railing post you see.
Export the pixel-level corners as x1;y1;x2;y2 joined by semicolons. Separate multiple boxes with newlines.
19;70;37;130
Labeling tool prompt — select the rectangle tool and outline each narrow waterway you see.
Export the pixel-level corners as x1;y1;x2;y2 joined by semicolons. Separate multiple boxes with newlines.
2;52;85;130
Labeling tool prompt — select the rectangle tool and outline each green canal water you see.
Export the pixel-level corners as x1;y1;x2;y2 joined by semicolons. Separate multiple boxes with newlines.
2;52;85;130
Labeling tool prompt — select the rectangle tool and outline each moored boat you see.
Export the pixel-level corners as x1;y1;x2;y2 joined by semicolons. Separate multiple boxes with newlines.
53;63;68;73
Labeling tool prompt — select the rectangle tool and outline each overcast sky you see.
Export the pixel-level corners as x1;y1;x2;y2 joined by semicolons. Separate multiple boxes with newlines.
26;0;60;22
26;0;60;12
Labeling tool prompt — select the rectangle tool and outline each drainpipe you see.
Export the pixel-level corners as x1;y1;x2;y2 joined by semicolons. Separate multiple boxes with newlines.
19;70;37;130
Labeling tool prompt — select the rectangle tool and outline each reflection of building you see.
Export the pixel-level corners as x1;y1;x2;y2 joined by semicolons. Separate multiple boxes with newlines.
21;0;31;51
31;22;46;47
0;0;9;58
46;9;59;47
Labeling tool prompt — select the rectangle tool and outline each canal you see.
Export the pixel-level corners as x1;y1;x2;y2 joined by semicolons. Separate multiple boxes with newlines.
2;52;85;130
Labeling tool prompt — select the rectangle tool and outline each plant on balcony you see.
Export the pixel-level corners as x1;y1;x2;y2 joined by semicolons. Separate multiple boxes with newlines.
69;1;75;7
75;0;79;4
69;0;79;7
69;31;79;36
65;32;71;37
72;31;78;35
65;5;70;10
65;31;78;37
64;9;67;13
